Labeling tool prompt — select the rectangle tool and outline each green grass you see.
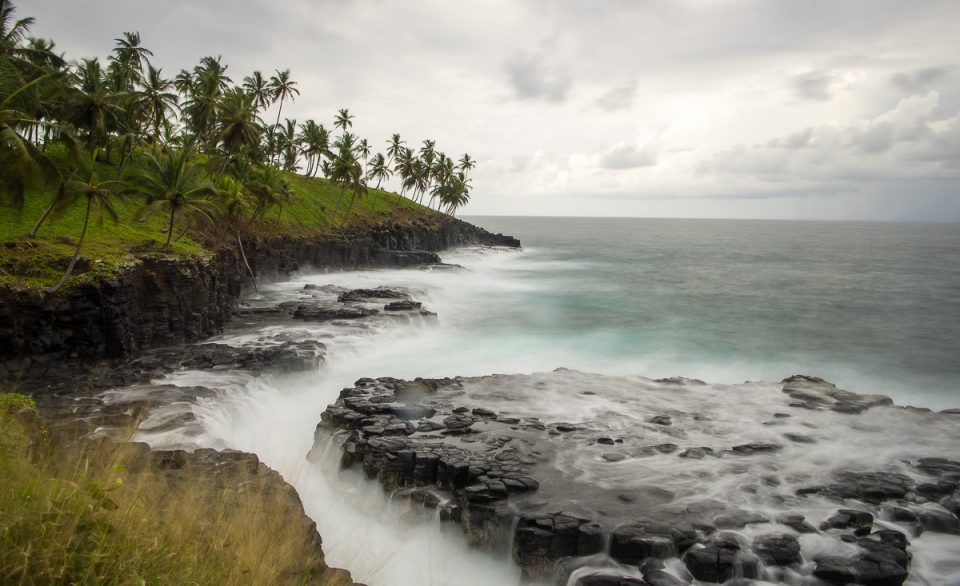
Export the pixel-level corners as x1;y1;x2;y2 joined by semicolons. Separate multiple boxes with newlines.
0;150;443;289
0;393;351;585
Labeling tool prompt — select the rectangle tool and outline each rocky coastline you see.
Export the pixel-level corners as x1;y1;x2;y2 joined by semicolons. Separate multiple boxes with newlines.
0;216;520;586
317;373;960;585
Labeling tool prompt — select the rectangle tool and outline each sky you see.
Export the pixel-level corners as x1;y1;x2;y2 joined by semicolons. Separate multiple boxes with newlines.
20;0;960;221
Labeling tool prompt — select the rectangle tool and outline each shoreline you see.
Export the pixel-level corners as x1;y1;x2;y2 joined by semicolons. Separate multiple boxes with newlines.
0;218;519;585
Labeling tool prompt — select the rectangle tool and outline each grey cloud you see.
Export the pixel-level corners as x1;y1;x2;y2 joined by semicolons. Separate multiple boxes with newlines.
891;67;950;91
597;83;635;111
504;53;571;102
600;145;658;170
791;70;836;101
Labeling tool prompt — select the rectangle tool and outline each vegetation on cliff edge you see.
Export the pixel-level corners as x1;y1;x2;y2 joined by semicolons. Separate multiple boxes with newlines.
0;393;351;585
0;0;477;290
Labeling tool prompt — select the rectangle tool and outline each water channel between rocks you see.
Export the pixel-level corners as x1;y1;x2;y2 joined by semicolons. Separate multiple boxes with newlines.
101;245;960;586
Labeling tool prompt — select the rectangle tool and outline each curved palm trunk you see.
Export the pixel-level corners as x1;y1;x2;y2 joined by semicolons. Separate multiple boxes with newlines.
29;183;64;239
48;198;92;293
236;232;258;292
272;96;285;165
165;206;177;248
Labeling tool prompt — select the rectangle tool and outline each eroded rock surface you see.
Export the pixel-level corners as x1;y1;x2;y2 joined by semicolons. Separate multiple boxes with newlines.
318;371;960;584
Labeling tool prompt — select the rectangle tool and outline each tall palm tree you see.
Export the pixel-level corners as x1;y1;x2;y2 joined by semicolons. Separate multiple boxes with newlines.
0;0;33;58
297;119;329;177
333;108;353;135
132;141;219;248
136;65;178;144
356;137;370;162
0;55;59;207
64;57;124;150
215;87;262;156
47;148;127;292
242;70;271;113
385;133;404;169
110;31;152;89
267;69;298;133
366;152;392;189
458;153;475;177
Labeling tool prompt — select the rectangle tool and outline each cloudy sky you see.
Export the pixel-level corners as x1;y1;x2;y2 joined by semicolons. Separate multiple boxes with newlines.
22;0;960;220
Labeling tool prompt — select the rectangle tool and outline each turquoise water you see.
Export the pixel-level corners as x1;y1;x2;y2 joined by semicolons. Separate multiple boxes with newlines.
462;217;960;410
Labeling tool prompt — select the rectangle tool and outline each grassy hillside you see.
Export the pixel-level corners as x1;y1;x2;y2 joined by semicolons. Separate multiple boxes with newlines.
0;393;352;585
0;152;442;289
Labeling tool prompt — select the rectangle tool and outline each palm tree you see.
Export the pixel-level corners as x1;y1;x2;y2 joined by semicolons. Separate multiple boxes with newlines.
242;70;271;113
0;54;59;207
366;152;392;190
385;133;405;169
131;141;219;248
0;0;33;58
246;164;291;220
356;137;370;162
333;108;353;135
136;65;178;144
215;87;262;156
110;31;152;89
458;153;475;177
328;143;363;221
298;119;329;177
267;69;298;134
64;57;125;151
46;148;127;292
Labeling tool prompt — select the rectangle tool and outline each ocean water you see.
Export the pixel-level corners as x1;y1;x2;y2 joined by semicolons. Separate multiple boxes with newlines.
456;217;960;410
128;217;960;585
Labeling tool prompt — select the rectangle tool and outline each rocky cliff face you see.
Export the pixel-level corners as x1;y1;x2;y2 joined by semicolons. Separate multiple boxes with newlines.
0;219;519;380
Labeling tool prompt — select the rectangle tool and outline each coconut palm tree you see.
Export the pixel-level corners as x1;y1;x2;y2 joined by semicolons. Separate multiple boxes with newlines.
136;65;178;144
0;54;60;207
0;0;33;58
64;57;125;150
110;31;152;89
46;148;128;292
458;153;475;177
297;119;329;177
333;108;353;135
215;87;262;156
385;133;405;169
267;69;297;134
356;137;370;162
366;152;392;189
242;70;271;113
131;140;219;248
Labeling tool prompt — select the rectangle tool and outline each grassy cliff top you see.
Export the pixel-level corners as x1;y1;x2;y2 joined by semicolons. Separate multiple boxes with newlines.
0;155;444;290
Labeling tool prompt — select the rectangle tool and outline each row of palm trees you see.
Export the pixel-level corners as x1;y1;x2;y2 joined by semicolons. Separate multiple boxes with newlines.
1;1;478;289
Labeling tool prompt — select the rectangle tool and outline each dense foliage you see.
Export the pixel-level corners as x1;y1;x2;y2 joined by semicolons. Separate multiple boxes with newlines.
0;0;476;290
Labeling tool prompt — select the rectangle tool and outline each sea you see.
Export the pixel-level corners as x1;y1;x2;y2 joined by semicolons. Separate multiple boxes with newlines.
132;217;960;585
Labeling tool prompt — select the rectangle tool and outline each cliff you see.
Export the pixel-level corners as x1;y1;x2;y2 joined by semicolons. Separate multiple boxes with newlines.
0;217;518;381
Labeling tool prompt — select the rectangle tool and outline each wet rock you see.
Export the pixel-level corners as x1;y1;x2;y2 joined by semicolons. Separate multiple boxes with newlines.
610;518;696;564
678;447;717;459
291;304;379;321
821;509;874;531
781;375;893;414
443;414;475;430
813;554;908;586
683;534;758;583
914;507;960;534
798;471;913;504
783;433;816;443
575;573;647;586
751;533;801;566
597;437;616;445
729;442;782;455
648;415;672;426
337;288;407;302
603;453;627;462
384;300;422;311
713;510;769;529
775;512;818;534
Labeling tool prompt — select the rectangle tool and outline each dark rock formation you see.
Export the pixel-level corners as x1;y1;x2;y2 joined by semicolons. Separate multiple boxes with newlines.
0;218;520;381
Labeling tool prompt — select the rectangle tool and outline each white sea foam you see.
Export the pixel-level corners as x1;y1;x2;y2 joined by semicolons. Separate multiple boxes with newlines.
121;243;960;585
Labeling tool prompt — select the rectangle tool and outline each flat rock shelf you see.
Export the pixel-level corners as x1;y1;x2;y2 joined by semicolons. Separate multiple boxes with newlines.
318;372;960;585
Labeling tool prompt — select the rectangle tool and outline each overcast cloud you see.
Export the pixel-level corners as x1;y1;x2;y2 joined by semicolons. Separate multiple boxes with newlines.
21;0;960;221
